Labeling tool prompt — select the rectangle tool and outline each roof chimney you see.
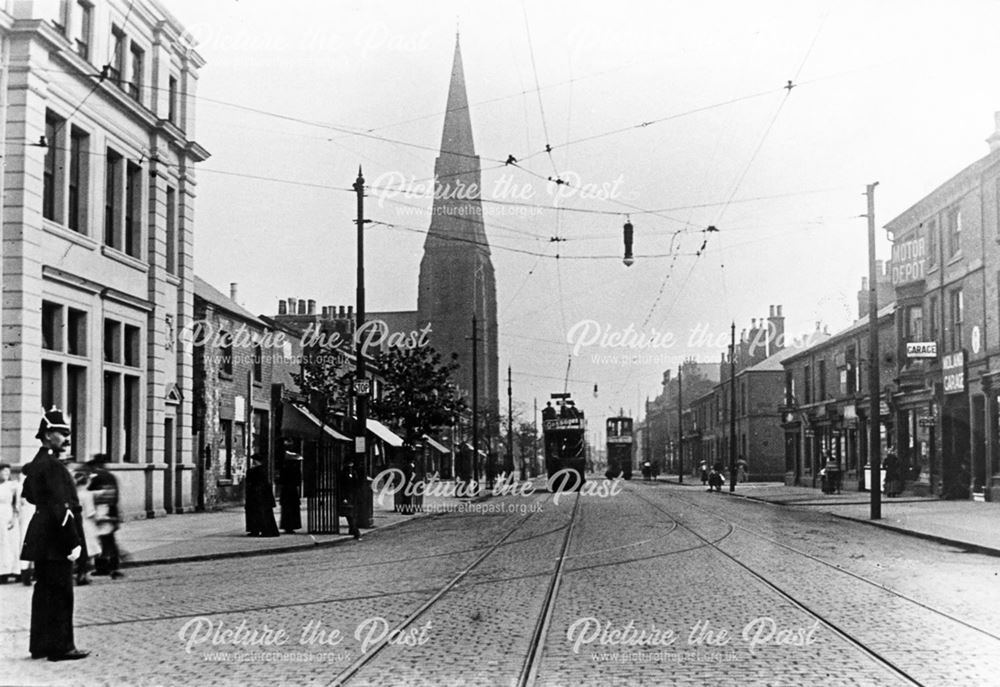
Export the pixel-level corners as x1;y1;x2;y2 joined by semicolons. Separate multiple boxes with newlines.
229;283;238;302
288;298;297;314
298;300;307;315
307;299;316;315
278;300;287;315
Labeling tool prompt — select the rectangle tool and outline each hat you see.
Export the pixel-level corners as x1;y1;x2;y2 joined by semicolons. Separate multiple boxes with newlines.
35;406;71;440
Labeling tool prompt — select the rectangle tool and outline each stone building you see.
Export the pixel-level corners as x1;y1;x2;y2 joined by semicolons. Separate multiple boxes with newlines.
1;0;207;517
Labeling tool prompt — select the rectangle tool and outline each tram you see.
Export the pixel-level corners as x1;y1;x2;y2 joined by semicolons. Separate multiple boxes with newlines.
605;415;634;479
542;393;587;491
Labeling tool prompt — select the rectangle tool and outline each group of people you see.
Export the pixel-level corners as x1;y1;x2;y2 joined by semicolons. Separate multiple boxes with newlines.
244;445;362;540
698;457;748;491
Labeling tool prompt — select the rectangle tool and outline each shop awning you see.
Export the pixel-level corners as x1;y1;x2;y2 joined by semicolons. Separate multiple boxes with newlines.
422;434;450;454
281;402;350;442
366;418;404;448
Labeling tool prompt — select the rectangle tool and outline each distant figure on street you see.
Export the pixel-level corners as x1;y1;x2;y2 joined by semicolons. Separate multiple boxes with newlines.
707;463;725;492
279;445;303;534
0;463;22;582
736;455;748;483
883;451;903;497
86;454;123;579
339;458;362;539
73;470;99;585
699;460;709;485
244;454;279;537
19;407;89;661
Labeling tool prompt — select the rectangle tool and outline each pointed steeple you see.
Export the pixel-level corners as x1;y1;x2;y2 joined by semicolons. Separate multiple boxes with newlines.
440;33;476;158
427;33;488;250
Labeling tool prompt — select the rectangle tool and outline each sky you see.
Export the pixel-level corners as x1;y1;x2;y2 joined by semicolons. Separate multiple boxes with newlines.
164;0;1000;424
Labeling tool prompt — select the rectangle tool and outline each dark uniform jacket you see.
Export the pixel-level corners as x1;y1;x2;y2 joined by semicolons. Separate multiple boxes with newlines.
20;448;80;561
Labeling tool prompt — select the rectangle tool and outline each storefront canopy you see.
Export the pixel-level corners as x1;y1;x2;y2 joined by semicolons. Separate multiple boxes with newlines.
281;402;350;442
422;434;450;454
366;418;404;448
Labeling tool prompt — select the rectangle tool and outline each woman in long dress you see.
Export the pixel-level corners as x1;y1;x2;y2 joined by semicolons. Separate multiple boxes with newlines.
0;463;21;581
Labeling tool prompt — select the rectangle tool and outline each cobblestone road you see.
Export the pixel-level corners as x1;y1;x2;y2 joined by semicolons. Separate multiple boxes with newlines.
2;480;997;686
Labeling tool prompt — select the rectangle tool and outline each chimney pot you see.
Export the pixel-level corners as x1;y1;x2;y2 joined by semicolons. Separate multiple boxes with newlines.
339;306;345;317
777;305;782;317
347;306;354;318
278;300;287;315
288;298;297;314
230;283;238;302
298;300;307;315
307;299;316;315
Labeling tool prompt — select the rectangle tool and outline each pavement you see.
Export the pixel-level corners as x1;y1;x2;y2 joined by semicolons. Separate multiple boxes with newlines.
103;483;492;568
655;475;1000;557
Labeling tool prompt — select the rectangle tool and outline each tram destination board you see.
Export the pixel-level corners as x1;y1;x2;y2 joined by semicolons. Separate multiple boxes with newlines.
543;417;585;431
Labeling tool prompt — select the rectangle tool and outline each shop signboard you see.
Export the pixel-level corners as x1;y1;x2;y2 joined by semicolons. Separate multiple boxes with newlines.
906;342;937;358
890;232;927;285
918;416;936;427
942;351;966;395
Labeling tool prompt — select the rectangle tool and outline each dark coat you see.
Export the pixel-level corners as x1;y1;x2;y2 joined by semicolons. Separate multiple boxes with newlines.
245;464;278;536
20;448;81;561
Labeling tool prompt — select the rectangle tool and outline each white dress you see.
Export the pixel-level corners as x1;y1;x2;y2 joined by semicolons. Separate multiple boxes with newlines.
78;487;101;557
0;479;21;576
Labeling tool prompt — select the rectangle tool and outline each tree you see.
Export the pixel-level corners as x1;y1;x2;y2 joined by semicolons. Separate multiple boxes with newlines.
369;345;466;447
293;346;353;427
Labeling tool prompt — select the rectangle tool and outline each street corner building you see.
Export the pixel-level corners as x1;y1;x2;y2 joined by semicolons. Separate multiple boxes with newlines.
0;0;209;517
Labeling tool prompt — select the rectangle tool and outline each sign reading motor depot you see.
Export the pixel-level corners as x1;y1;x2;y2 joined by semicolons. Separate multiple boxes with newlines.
942;351;966;394
890;234;926;285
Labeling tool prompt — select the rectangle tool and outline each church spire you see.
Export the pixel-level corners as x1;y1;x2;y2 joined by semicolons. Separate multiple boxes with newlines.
440;32;476;159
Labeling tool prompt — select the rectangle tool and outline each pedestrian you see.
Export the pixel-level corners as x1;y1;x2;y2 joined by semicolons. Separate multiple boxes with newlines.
86;454;123;579
883;451;902;497
737;455;748;483
339;458;362;540
707;462;725;492
244;454;279;537
74;470;99;585
19;407;89;661
699;460;708;485
823;453;842;494
0;463;22;582
279;443;303;534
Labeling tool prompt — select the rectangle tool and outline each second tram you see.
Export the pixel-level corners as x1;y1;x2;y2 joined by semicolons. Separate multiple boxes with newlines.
605;415;634;479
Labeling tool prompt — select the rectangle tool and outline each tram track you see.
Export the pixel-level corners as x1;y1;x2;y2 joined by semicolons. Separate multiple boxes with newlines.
629;486;926;687
326;491;582;687
655;485;1000;644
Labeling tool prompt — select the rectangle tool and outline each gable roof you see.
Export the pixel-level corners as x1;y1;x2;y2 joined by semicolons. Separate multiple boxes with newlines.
194;276;266;327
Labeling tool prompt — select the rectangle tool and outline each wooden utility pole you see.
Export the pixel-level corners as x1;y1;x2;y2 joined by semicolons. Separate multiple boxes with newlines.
471;316;479;492
507;365;514;476
677;363;683;483
730;322;737;493
866;182;882;520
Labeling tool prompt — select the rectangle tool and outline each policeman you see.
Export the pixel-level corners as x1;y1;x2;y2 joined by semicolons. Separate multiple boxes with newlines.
20;407;89;661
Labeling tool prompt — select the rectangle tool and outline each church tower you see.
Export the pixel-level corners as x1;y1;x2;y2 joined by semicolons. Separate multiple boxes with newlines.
417;34;499;426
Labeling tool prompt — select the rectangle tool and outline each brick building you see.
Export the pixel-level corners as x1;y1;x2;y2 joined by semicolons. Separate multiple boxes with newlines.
884;115;1000;500
779;288;896;489
1;0;207;517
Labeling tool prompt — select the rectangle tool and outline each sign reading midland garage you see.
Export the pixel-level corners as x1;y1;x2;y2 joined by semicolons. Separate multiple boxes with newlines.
890;233;926;285
942;351;966;394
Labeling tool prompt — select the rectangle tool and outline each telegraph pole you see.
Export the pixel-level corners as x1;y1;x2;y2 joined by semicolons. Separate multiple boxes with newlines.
471;316;479;493
353;167;372;528
533;397;538;479
729;322;737;493
866;182;882;520
677;363;683;484
507;365;514;477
